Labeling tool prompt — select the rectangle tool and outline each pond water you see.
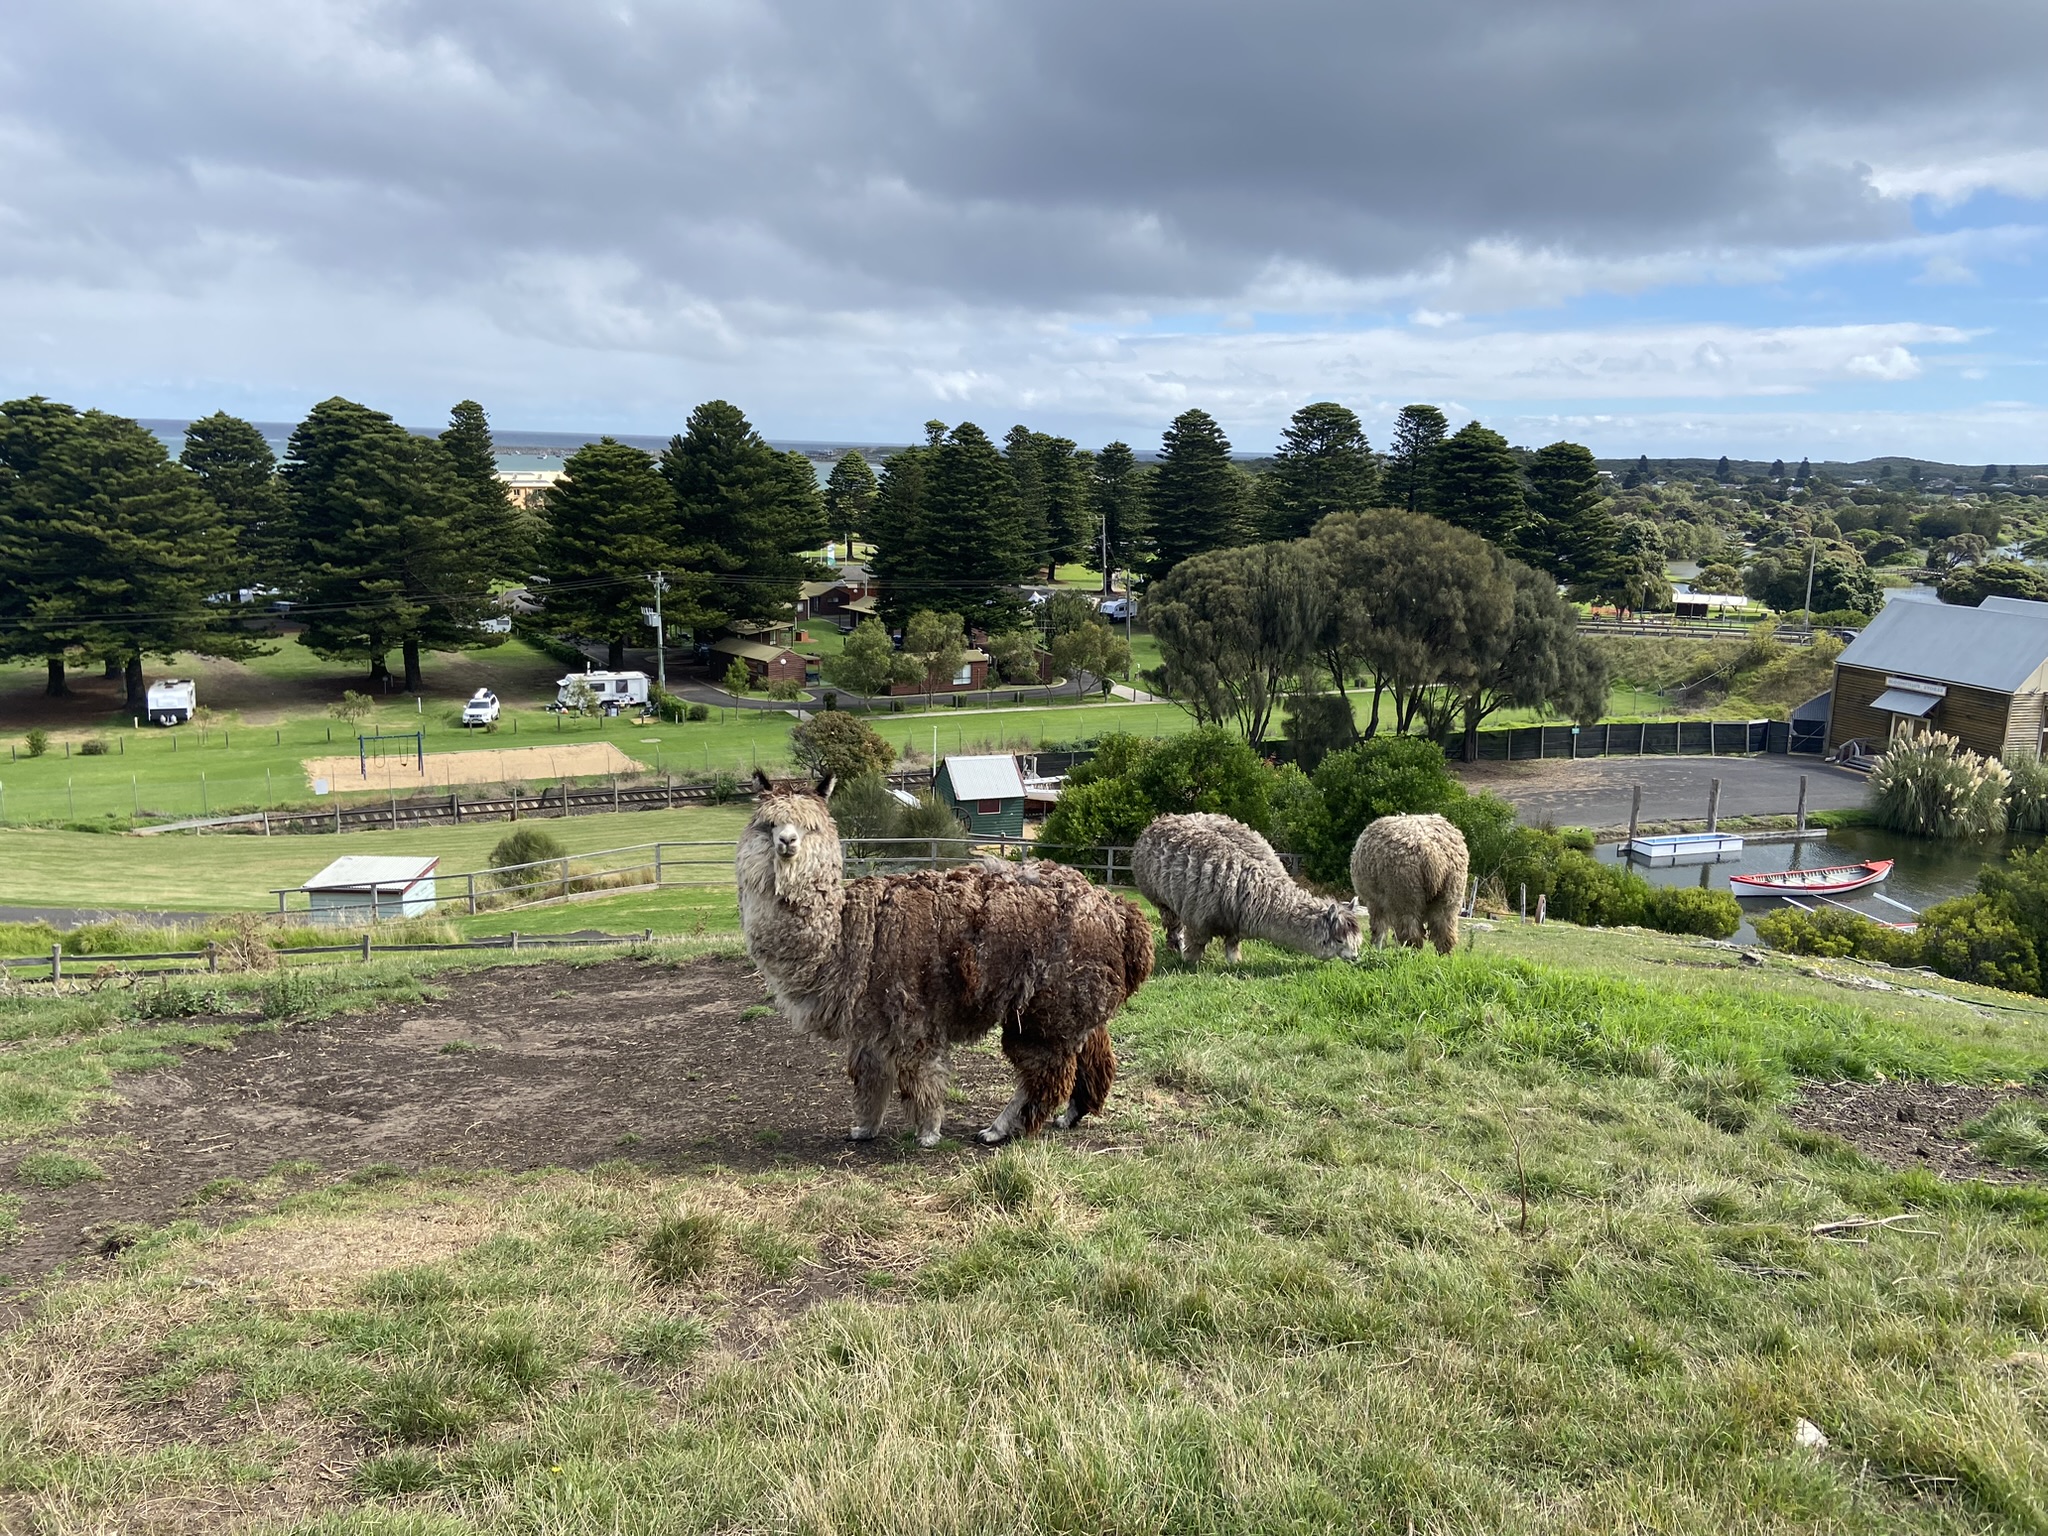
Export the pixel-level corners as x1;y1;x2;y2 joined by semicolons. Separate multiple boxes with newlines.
1604;825;2037;942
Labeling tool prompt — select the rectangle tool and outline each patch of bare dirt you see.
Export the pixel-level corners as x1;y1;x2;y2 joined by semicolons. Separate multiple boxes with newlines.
0;958;1026;1292
1786;1079;2047;1184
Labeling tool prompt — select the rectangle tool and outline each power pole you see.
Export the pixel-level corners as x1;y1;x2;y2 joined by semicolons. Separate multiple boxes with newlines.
648;570;668;690
1802;539;1817;626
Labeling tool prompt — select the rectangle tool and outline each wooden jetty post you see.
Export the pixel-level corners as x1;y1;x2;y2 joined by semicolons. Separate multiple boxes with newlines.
1796;773;1808;833
1707;777;1722;832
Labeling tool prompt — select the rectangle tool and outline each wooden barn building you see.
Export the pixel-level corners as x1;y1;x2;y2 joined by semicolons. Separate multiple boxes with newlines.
1826;595;2048;759
935;754;1027;837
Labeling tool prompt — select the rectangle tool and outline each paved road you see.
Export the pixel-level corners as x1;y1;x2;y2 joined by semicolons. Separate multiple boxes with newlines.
1453;755;1869;832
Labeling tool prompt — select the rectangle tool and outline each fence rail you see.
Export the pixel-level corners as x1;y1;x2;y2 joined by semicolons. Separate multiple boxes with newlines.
2;929;666;982
1462;717;1826;762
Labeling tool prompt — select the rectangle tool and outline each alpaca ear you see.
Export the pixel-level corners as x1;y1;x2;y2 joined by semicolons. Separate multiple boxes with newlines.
752;768;774;794
818;774;838;801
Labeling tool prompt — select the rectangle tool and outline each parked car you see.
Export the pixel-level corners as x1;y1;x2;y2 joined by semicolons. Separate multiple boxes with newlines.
461;688;501;727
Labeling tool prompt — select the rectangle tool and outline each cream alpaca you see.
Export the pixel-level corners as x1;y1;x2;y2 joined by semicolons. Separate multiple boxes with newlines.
1132;812;1359;965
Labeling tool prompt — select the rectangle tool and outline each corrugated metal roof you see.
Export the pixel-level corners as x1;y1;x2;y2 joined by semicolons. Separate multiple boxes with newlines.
1869;687;1941;716
711;636;793;662
941;755;1025;800
1835;598;2048;693
303;856;439;892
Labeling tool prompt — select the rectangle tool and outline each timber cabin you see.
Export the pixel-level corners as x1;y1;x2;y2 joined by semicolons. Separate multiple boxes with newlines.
1826;595;2048;759
935;754;1027;837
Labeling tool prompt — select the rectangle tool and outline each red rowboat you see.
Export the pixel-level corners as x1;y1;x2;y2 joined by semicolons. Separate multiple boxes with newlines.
1729;859;1892;896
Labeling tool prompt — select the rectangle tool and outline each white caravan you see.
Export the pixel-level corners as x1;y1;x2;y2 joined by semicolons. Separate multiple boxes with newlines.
145;678;196;726
553;670;651;714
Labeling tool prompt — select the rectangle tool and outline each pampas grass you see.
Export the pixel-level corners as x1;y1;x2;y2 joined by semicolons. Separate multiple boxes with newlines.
1869;732;2010;838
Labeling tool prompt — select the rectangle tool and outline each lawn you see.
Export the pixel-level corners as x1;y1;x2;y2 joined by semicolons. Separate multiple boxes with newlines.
0;922;2044;1531
0;805;753;911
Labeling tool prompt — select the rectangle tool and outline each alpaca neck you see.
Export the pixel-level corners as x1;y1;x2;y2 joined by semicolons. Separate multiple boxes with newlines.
737;843;853;1030
1246;879;1336;947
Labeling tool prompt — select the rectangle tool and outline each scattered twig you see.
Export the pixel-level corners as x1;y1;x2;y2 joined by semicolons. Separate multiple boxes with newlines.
1810;1214;1939;1239
1506;1122;1531;1238
1087;1145;1143;1156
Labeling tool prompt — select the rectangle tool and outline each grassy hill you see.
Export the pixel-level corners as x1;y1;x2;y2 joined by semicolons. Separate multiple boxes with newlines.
0;917;2043;1531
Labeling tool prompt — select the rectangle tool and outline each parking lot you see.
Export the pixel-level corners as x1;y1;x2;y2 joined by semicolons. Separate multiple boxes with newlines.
1453;754;1869;832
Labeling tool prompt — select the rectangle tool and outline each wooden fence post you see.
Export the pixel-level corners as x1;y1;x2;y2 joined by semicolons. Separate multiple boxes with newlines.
1519;885;1527;923
467;872;477;915
1535;894;1546;924
510;930;521;952
50;944;61;984
206;942;218;973
1796;774;1809;832
1628;785;1642;848
361;932;372;962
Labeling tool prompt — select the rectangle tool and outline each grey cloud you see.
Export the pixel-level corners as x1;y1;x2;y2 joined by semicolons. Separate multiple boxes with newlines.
6;0;2046;315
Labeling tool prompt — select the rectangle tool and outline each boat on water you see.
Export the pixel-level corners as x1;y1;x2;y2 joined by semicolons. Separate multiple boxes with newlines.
1729;859;1893;896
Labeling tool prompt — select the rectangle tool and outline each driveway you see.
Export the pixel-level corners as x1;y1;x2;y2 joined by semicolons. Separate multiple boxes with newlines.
1453;754;1869;831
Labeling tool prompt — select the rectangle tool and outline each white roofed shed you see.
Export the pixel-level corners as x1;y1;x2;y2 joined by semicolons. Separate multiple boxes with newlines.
302;856;440;924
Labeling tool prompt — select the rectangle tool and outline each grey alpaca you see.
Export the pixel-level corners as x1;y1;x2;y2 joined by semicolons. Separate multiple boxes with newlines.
1132;812;1360;965
1349;812;1468;955
736;773;1153;1147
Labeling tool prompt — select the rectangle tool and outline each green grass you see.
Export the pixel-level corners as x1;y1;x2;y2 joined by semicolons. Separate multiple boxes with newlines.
0;805;752;911
0;926;2046;1529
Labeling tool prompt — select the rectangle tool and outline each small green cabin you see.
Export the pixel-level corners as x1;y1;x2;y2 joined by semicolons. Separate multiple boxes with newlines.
935;754;1027;837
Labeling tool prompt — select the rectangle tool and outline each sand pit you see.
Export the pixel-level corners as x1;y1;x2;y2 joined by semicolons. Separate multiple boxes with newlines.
302;740;642;792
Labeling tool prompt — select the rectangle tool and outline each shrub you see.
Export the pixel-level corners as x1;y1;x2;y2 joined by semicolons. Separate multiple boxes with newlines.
709;771;741;804
1868;732;2009;838
1917;895;2040;993
894;793;969;843
1040;727;1272;866
78;737;110;756
791;711;896;780
1754;905;1923;966
490;827;568;889
327;691;373;726
1284;735;1461;886
766;679;804;701
1547;850;1647;927
1557;826;1597;852
828;772;905;848
686;703;710;722
723;659;751;695
1641;886;1742;939
649;685;690;723
24;728;49;758
1279;692;1355;774
2006;754;2048;834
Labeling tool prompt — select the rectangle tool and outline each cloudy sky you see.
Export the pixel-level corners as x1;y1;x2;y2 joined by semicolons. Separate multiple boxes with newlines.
2;0;2044;458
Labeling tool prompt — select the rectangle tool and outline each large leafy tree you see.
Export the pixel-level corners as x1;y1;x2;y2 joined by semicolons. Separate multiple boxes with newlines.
1262;401;1379;539
1428;421;1526;549
921;422;1031;629
1522;440;1618;591
821;616;909;698
823;450;877;552
1382;404;1448;514
1457;561;1609;752
180;412;287;591
1145;540;1324;744
662;400;825;628
1149;409;1250;575
541;438;691;670
439;399;535;577
1090;441;1151;591
0;398;257;704
1938;559;2048;608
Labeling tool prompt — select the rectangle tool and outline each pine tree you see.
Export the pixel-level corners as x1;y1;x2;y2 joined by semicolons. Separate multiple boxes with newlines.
824;450;878;551
1524;441;1618;593
1771;459;1787;481
1003;425;1051;576
1040;437;1094;569
1150;409;1249;575
440;400;535;577
1091;442;1150;593
1428;422;1526;549
1383;404;1448;513
1715;455;1732;482
281;397;496;690
1623;453;1650;489
1796;456;1812;485
1263;401;1378;539
662;400;824;628
540;438;685;670
0;398;256;703
180;413;286;590
868;440;932;627
922;422;1030;629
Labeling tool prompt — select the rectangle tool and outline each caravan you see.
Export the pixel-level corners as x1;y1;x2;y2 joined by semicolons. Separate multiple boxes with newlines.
552;670;651;715
145;679;196;726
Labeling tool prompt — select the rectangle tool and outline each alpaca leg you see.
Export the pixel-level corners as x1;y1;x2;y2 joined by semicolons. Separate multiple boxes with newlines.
984;1028;1078;1143
1156;903;1183;955
1427;902;1457;956
1369;912;1391;949
1222;935;1243;965
847;1042;890;1141
1053;1026;1117;1129
899;1052;949;1148
1181;926;1210;966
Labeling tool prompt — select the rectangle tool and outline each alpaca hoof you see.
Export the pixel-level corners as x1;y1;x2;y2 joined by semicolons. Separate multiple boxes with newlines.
917;1129;943;1149
977;1125;1008;1145
848;1125;879;1142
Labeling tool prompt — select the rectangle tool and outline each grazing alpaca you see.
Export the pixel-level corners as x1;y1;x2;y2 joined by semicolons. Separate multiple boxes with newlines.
1132;813;1359;965
1349;813;1469;955
736;773;1153;1146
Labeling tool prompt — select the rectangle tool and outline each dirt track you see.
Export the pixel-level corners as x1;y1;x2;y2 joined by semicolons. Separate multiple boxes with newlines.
300;740;640;791
0;959;1028;1291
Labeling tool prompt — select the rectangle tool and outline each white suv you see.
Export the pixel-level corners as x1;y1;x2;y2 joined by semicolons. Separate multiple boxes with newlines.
461;689;501;727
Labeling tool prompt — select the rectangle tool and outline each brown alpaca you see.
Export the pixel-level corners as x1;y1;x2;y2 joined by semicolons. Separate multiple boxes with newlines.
736;772;1152;1146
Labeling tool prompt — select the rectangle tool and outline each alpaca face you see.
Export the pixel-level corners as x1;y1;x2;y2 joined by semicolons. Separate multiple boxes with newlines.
1321;900;1363;962
740;780;844;899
